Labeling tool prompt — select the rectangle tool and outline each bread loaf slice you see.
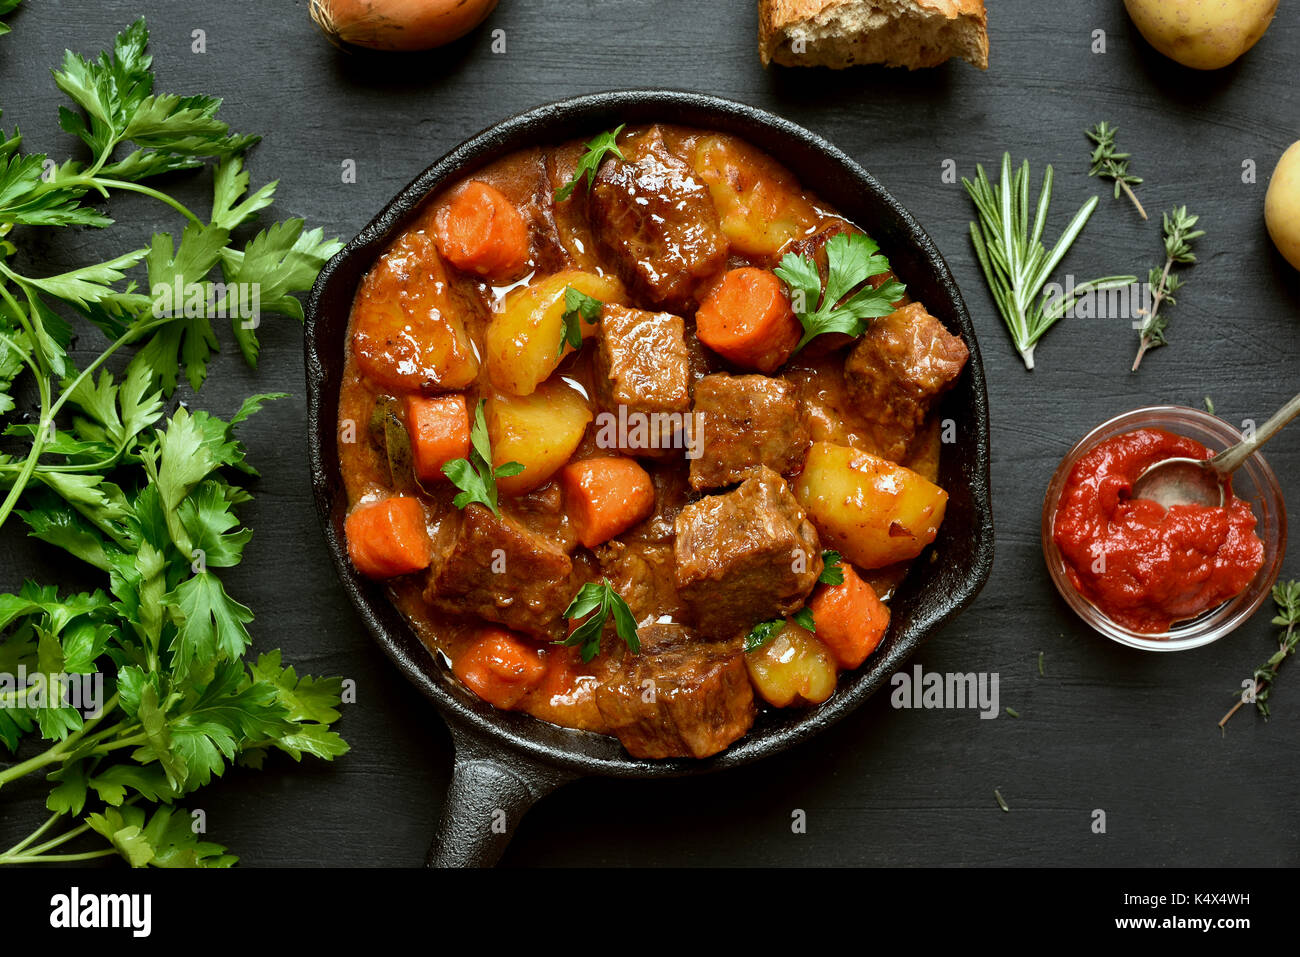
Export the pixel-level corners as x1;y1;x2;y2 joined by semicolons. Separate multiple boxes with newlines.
759;0;988;70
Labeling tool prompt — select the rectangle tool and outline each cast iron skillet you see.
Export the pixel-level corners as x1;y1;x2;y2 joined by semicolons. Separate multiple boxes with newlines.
304;91;995;867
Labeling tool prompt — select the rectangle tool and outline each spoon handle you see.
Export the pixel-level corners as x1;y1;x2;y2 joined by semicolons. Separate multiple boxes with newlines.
1213;391;1300;475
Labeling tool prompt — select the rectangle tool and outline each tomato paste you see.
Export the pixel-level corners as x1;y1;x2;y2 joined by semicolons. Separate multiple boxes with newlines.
1052;428;1265;634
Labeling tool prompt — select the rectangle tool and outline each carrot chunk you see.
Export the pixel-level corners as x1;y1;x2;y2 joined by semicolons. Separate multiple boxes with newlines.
434;181;530;280
561;456;656;548
808;564;891;669
695;267;801;373
453;627;548;709
404;394;470;483
345;496;432;579
535;644;586;703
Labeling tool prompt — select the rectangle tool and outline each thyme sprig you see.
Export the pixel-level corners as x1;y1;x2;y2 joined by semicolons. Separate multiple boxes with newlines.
1086;122;1147;220
1220;581;1300;728
1133;206;1203;371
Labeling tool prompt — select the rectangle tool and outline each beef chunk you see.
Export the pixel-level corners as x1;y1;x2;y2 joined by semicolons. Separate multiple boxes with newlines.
589;127;729;311
508;481;578;553
594;305;690;457
843;302;969;462
595;626;755;759
688;373;809;491
674;466;822;639
541;146;605;272
426;504;574;640
597;541;688;626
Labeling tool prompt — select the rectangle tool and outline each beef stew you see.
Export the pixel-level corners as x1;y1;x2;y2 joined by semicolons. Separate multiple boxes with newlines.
336;123;968;760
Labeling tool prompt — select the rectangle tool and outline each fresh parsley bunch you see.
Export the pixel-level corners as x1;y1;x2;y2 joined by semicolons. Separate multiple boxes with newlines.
0;19;348;866
0;18;342;530
0;396;348;867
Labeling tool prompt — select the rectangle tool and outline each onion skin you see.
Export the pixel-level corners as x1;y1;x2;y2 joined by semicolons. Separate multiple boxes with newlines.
311;0;499;52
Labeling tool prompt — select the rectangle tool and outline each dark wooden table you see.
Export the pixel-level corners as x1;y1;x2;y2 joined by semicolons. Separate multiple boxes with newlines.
0;0;1296;867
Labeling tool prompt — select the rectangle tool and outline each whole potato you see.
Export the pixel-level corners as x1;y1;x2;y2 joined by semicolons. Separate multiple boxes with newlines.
1266;142;1300;271
1123;0;1277;70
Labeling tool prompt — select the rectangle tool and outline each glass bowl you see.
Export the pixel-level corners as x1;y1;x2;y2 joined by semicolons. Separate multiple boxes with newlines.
1041;406;1287;651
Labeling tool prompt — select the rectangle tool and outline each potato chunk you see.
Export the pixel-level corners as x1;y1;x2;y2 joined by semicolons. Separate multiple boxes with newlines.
745;622;838;708
486;378;592;496
693;135;818;257
486;269;627;396
793;442;948;570
350;230;479;393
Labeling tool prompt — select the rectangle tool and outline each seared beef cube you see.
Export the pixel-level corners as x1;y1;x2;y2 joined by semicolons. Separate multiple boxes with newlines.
589;127;729;312
594;305;690;457
844;302;969;462
597;541;688;626
509;481;578;553
595;627;755;759
541;146;605;272
674;466;822;639
427;504;574;641
688;373;809;491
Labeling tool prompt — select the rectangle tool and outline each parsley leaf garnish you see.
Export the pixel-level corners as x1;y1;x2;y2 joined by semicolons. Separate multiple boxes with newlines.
746;610;816;653
557;286;603;355
442;398;524;518
560;578;640;663
775;232;906;352
793;607;816;632
818;550;844;585
554;124;625;202
744;619;783;654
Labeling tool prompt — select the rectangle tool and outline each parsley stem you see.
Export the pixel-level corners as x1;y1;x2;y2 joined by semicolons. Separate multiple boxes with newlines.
39;166;205;227
0;385;50;534
0;311;169;533
11;820;93;857
0;328;43;384
0;694;118;790
90;177;204;226
0;739;67;788
0;847;117;865
1;811;63;858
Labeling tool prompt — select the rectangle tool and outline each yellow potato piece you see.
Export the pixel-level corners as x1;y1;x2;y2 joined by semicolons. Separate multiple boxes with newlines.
486;270;626;396
1266;141;1300;271
746;623;838;708
793;442;948;570
694;135;818;257
1123;0;1277;70
351;232;479;393
486;378;592;496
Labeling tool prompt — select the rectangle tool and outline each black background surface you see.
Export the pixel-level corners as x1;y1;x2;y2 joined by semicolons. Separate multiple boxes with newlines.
0;0;1297;867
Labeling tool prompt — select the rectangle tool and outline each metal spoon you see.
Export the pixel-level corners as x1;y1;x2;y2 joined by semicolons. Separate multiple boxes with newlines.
1131;392;1300;509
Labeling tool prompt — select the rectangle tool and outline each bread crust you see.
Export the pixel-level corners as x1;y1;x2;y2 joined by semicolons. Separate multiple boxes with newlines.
759;0;989;70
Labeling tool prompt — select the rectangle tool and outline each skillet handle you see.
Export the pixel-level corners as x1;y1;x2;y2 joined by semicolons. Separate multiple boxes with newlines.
426;721;577;868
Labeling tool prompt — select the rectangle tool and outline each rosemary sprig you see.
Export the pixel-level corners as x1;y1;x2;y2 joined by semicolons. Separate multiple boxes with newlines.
1220;581;1300;727
1133;206;1203;371
964;153;1137;370
1086;122;1147;220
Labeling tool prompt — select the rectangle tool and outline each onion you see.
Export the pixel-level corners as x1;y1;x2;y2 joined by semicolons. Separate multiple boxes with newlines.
311;0;499;52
